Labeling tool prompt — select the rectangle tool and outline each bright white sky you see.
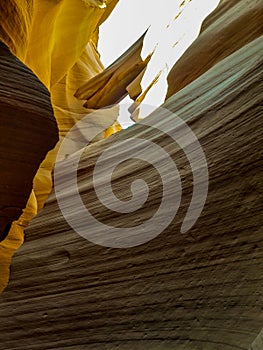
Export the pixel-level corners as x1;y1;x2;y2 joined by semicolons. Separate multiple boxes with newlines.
98;0;220;126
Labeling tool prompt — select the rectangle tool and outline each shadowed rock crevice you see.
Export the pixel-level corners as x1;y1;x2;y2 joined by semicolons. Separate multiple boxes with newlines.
0;41;58;288
0;41;58;235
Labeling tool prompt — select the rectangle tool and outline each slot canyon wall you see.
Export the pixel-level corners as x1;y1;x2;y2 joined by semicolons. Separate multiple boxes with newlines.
0;0;262;349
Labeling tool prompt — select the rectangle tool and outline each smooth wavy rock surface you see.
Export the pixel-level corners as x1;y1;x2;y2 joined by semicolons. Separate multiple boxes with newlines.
0;23;262;350
0;42;58;291
0;0;134;291
166;0;263;98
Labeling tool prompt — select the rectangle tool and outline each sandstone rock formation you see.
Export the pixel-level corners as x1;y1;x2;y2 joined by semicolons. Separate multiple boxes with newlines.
0;0;263;349
0;0;151;291
166;0;263;98
0;41;58;291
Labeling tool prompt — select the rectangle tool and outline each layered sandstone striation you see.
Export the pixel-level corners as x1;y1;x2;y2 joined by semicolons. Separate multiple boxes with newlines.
166;0;263;98
0;41;58;291
0;0;263;349
0;0;152;291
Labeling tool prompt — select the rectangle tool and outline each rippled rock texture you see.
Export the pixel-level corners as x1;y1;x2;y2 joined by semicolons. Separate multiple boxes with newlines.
0;0;150;291
0;41;58;291
166;0;263;98
0;0;263;349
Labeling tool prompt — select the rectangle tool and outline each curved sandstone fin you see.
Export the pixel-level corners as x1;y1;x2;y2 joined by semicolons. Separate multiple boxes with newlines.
166;0;263;98
0;42;58;292
75;31;153;109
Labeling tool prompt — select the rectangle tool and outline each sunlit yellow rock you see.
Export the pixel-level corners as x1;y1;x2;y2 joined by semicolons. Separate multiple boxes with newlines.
0;0;153;292
0;191;37;292
0;0;122;292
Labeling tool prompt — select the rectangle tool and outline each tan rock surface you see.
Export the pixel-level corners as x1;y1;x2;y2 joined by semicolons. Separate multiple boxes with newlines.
0;29;262;350
0;0;151;291
0;41;58;291
0;0;262;348
166;0;263;98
